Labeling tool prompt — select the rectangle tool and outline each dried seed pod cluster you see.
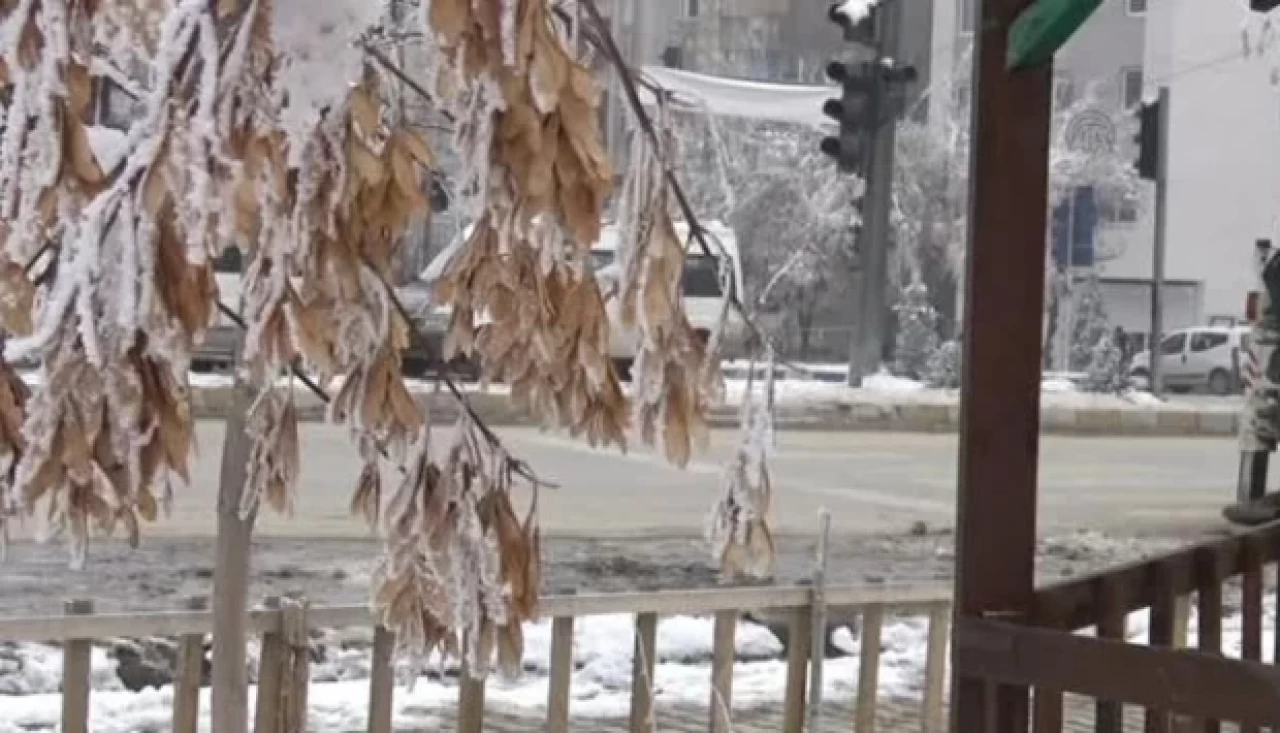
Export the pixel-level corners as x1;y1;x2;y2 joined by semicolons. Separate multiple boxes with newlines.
706;354;777;580
424;0;629;449
613;105;721;468
0;0;206;565
373;415;540;677
0;0;438;559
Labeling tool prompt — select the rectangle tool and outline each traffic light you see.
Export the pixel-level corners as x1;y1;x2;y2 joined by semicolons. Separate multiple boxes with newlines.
820;61;876;174
828;1;877;44
1251;0;1280;12
1134;99;1161;180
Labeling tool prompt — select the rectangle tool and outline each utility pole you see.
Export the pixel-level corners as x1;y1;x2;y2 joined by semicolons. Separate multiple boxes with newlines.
820;0;915;387
1139;88;1170;397
849;0;905;387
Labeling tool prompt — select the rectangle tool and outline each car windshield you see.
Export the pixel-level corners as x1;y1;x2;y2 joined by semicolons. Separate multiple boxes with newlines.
683;254;723;298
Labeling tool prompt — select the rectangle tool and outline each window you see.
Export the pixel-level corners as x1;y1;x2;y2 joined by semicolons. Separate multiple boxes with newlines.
685;0;699;16
1127;0;1147;15
590;250;615;271
1160;333;1187;356
1121;67;1144;109
1190;332;1230;352
213;247;244;274
683;255;724;298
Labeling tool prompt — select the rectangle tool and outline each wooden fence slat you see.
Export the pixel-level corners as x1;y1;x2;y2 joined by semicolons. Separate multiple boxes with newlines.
1095;577;1127;733
1033;687;1065;733
281;597;310;733
629;612;659;733
1144;564;1177;733
366;626;395;733
457;669;486;733
547;616;575;733
253;597;284;733
1275;565;1280;675
1195;548;1224;733
172;596;208;733
856;605;884;733
709;610;737;733
922;603;951;733
1240;541;1264;733
61;599;94;733
783;607;812;733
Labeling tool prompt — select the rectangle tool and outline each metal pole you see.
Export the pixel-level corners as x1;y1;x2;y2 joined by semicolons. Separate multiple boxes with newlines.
1150;86;1171;398
1061;191;1076;372
950;0;1053;730
806;510;832;733
848;0;904;387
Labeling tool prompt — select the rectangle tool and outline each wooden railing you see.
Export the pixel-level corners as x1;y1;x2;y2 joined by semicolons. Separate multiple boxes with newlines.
0;584;952;733
954;522;1280;732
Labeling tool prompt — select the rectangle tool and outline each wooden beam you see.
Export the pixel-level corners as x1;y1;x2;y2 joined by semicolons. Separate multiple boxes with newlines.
951;0;1054;729
954;618;1280;728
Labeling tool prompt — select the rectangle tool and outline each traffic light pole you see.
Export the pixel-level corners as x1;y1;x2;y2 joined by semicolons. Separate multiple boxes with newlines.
847;0;904;387
1149;86;1170;398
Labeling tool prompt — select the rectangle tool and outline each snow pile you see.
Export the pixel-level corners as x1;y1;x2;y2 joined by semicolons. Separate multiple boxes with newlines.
0;612;928;729
863;372;926;394
833;0;879;24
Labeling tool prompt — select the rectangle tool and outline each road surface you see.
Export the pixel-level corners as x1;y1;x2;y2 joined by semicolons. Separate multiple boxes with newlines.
60;423;1242;539
2;425;1241;615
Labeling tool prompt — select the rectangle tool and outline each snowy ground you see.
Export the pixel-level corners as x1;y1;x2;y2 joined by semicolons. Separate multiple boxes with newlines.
1;593;1269;733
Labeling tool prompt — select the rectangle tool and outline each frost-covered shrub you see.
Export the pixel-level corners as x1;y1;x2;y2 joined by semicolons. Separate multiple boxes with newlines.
926;339;963;389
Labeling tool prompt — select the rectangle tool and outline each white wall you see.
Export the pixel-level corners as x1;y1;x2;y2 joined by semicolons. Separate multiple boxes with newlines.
1099;279;1201;336
1124;0;1280;322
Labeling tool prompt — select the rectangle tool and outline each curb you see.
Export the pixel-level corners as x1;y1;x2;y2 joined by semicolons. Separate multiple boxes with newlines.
186;387;1241;438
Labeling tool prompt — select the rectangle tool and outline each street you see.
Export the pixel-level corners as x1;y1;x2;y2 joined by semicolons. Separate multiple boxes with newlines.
82;423;1240;540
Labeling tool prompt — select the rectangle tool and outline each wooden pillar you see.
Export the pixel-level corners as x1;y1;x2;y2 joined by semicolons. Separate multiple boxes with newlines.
950;0;1055;732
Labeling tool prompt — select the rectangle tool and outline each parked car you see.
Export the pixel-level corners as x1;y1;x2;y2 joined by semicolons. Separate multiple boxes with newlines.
1128;326;1250;395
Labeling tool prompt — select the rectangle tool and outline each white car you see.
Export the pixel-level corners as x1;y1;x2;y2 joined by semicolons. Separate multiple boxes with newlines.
1128;326;1250;395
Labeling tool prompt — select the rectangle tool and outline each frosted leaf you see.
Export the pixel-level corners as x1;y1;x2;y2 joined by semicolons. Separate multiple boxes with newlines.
273;0;388;164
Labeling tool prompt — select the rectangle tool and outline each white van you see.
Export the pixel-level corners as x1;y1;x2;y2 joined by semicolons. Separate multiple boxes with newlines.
1128;326;1251;395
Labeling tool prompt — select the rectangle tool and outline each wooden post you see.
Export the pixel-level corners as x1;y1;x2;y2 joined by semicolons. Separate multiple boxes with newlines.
629;612;659;733
808;511;832;733
950;0;1054;731
253;597;285;733
547;615;576;733
782;607;813;733
922;603;951;733
457;669;487;733
61;599;94;733
172;596;209;733
856;605;884;733
280;596;311;733
709;610;737;733
366;626;396;733
212;368;258;733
